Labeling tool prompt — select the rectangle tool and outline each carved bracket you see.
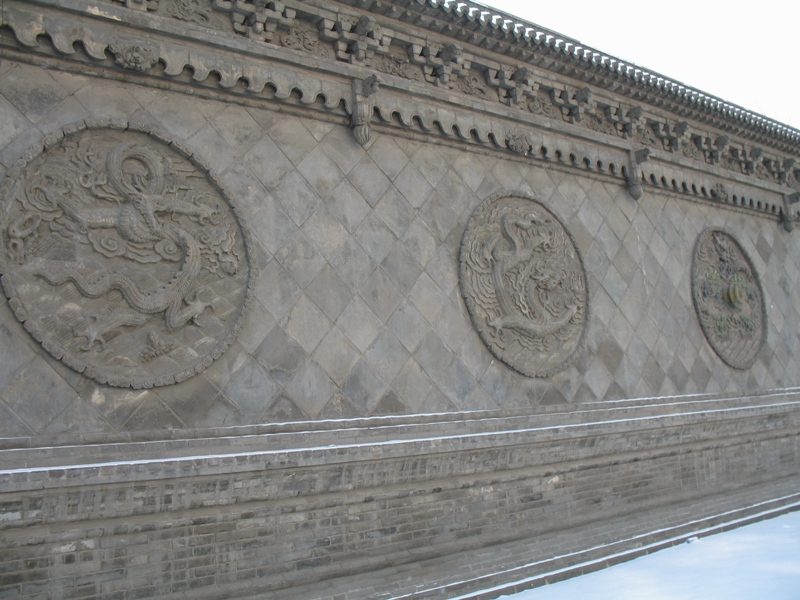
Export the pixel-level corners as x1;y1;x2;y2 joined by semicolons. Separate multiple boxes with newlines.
111;0;158;10
549;86;592;123
318;15;391;63
408;42;471;87
484;66;538;107
351;74;381;145
626;147;651;200
782;192;800;232
212;0;296;43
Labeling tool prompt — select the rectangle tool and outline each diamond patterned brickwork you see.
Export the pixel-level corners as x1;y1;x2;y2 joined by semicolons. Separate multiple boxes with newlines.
1;62;800;438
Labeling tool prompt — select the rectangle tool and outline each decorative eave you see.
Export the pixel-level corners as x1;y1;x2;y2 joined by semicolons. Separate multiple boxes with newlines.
0;0;798;229
330;0;800;151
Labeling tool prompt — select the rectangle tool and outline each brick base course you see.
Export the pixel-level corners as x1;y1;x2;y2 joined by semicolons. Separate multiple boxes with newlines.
1;391;798;599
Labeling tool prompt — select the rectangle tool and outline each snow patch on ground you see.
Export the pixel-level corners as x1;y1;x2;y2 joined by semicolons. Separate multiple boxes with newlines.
501;511;800;600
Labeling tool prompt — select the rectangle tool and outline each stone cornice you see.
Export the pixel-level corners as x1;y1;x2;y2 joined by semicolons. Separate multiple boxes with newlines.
1;0;797;227
329;0;800;149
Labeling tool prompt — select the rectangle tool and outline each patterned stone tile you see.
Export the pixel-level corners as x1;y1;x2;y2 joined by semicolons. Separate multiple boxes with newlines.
402;218;437;268
276;231;326;288
393;162;433;208
392;358;434;411
144;93;223;140
318;123;366;174
296;148;343;203
369;135;411;181
283;295;332;354
389;300;428;353
217;359;280;423
420;388;458;413
210;104;264;153
374;187;415;237
438;358;477;408
381;243;424;295
246;193;297;255
354;213;396;264
457;329;493;381
243;136;295;191
409;273;449;323
302;207;349;259
0;356;78;433
330;297;380;357
320;394;364;418
263;394;308;422
0;402;36;437
255;325;307;387
275;170;324;226
121;396;185;431
451;152;489;194
360;268;402;321
267;116;319;165
306;266;353;321
328;179;372;233
348;156;392;207
425;246;459;297
420;192;461;242
342;359;386;412
365;329;410;385
284;360;336;418
331;237;376;291
257;260;302;321
434;301;471;354
313;328;360;386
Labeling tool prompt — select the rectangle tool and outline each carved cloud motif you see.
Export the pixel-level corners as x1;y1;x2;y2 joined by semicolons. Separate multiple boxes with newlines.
691;228;767;370
460;194;588;377
0;126;253;388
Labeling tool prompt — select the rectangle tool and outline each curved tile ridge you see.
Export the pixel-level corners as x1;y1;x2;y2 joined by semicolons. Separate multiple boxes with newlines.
347;0;800;145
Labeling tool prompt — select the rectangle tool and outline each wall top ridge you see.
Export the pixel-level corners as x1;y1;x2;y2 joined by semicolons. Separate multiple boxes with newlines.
2;0;799;225
328;0;800;149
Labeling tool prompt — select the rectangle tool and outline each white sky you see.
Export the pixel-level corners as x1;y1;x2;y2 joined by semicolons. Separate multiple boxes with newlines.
477;0;800;129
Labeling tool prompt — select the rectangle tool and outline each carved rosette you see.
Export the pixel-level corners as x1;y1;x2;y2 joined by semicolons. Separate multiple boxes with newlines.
691;228;766;369
0;123;254;388
460;194;588;377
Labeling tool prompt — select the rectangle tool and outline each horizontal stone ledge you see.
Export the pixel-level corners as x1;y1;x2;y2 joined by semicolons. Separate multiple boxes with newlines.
1;394;798;493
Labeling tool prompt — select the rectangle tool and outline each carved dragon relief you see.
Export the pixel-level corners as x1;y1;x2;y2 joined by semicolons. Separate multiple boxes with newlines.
0;124;253;388
691;228;767;370
460;193;588;377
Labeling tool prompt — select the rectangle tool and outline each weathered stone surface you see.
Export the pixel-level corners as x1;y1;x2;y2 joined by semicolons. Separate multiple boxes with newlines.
0;1;799;598
0;126;253;388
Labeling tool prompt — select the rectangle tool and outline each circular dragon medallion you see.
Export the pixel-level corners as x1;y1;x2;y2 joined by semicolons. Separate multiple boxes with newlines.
0;124;253;388
691;228;766;369
460;193;588;377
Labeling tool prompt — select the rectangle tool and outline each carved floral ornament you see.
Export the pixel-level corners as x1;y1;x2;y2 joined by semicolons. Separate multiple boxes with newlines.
0;123;254;388
691;228;767;370
459;193;588;377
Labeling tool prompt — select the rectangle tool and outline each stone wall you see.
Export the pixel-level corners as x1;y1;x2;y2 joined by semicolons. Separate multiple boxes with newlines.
1;0;800;597
1;62;797;436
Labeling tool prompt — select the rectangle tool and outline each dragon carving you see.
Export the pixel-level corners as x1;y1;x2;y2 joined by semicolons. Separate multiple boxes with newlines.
460;195;587;377
0;127;250;388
